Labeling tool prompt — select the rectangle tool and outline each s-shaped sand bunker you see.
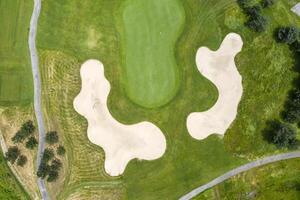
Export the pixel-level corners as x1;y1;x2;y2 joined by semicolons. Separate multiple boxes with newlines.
73;60;166;176
187;33;243;140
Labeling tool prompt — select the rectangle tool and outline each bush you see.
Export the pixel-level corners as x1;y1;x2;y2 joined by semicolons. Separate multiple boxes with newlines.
276;27;299;44
57;145;65;156
11;120;35;143
17;155;27;167
45;131;59;145
246;14;268;32
50;159;62;171
5;146;20;164
261;0;275;8
25;137;38;149
47;170;59;182
264;121;298;149
37;162;50;178
41;148;54;163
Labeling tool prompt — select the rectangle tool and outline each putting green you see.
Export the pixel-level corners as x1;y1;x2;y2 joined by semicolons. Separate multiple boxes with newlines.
119;0;185;108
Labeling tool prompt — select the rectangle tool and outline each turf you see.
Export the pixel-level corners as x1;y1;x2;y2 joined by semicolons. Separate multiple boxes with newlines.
118;0;185;108
0;0;33;199
0;0;33;106
36;0;300;199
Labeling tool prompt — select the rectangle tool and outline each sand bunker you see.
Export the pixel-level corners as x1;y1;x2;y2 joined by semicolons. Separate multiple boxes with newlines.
187;33;243;140
73;60;166;176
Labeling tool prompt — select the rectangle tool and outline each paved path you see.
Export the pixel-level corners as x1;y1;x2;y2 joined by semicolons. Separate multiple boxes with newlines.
179;151;300;200
28;0;50;199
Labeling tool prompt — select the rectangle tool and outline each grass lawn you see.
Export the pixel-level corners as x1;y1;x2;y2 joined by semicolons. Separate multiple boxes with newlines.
0;0;34;199
0;0;33;106
118;0;185;108
195;158;300;200
36;0;299;199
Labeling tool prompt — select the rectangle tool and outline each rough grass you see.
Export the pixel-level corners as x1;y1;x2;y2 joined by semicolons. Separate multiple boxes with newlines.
36;0;300;199
0;0;33;106
195;158;300;200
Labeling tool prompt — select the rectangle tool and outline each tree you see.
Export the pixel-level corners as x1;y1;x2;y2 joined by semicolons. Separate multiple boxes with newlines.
261;0;275;8
45;131;59;145
47;170;59;182
17;155;27;167
11;120;35;143
244;5;261;17
237;0;253;10
42;148;54;163
57;145;65;156
265;121;298;148
246;14;268;32
21;120;35;135
25;137;38;149
281;107;300;124
37;162;50;178
276;27;299;44
5;146;20;164
50;159;62;171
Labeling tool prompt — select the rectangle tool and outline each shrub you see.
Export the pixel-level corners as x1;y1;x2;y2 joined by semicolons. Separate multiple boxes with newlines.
17;155;27;167
25;137;38;149
276;27;299;44
5;146;20;164
264;121;298;149
41;148;54;163
246;14;268;32
50;159;62;171
57;145;65;156
261;0;275;8
45;131;59;145
11;120;35;143
47;170;59;182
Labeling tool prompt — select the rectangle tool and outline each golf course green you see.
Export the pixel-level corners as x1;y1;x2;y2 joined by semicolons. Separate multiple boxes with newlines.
119;0;185;108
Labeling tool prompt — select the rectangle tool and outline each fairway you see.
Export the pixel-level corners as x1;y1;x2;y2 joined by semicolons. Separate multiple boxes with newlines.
120;0;185;108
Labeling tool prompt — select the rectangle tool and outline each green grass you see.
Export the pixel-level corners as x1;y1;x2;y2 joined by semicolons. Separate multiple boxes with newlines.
195;158;300;200
0;0;33;106
0;151;30;200
0;0;33;199
118;0;185;108
36;0;300;199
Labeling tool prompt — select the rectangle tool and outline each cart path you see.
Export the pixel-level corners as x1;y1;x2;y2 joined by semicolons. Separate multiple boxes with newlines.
29;0;50;199
179;151;300;200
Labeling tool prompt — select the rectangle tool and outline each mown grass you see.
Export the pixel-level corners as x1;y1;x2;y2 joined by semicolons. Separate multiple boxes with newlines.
36;0;300;199
0;0;34;199
0;0;33;106
195;158;300;200
117;0;186;108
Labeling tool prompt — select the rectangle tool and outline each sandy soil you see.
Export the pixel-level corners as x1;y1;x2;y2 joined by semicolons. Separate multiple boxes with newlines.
73;60;166;176
187;33;243;140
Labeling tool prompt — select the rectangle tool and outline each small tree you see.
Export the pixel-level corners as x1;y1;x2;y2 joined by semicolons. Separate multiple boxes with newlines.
11;130;25;143
266;121;298;148
246;14;268;32
37;162;50;178
21;120;35;136
50;159;62;171
26;137;38;149
261;0;275;8
57;145;66;156
5;146;20;164
276;27;299;44
46;131;59;145
42;148;54;163
47;170;59;182
17;155;27;167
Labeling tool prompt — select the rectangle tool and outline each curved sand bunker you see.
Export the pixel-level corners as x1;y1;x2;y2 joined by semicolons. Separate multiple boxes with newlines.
187;33;243;140
73;60;166;176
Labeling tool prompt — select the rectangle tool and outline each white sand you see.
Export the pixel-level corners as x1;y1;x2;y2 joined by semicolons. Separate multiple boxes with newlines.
187;33;243;140
292;3;300;16
73;60;166;176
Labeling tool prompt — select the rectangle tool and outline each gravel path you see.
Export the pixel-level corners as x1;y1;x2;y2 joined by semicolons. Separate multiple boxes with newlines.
28;0;50;199
179;151;300;200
